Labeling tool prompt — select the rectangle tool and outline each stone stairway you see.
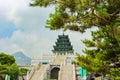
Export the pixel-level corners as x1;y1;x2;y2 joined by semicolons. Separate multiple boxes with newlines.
29;65;47;80
59;65;74;80
27;54;75;80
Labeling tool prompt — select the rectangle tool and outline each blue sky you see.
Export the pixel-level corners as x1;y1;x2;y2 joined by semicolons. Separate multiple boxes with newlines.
0;0;94;58
0;18;16;38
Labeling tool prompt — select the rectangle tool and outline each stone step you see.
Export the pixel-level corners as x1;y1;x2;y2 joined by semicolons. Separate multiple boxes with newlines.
59;65;74;80
30;65;47;80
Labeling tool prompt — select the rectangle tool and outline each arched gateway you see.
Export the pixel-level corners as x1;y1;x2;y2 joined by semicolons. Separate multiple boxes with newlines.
27;34;76;80
50;67;60;80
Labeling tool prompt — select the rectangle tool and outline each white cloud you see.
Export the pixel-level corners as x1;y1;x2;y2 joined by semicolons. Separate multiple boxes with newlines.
0;0;97;58
0;0;54;28
0;0;55;57
0;0;25;19
0;30;54;57
7;0;54;30
0;38;24;54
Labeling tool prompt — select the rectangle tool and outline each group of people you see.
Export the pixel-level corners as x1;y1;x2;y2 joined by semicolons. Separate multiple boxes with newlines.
86;73;111;80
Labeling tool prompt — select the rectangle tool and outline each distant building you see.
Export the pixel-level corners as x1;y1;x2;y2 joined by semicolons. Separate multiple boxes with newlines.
26;34;80;80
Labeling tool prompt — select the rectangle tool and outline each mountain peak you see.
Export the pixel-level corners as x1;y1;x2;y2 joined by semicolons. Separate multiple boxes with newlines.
12;51;31;65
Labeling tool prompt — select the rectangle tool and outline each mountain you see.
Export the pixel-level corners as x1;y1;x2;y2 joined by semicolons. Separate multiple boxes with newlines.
12;51;31;65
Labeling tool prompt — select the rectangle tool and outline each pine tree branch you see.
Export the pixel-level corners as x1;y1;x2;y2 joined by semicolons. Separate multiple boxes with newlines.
110;7;120;17
91;7;110;24
94;24;103;28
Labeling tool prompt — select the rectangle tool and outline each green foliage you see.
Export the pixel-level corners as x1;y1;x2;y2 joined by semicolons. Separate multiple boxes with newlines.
0;53;15;65
30;0;120;78
109;68;120;79
82;39;95;47
44;78;54;80
19;68;29;75
30;0;120;32
46;7;68;30
7;63;19;80
0;53;19;80
0;64;8;74
74;26;120;77
73;53;110;75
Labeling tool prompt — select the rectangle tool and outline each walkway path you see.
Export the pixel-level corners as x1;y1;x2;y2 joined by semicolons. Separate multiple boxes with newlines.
59;65;74;80
51;55;75;80
29;65;47;80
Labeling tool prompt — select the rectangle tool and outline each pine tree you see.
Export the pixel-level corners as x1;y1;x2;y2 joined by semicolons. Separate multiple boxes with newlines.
30;0;120;78
74;27;120;78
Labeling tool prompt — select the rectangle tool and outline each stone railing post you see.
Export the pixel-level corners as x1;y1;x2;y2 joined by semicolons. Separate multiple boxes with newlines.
27;66;35;80
73;64;76;80
27;63;40;80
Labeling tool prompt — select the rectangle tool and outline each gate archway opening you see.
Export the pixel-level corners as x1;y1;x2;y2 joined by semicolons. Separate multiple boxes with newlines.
50;67;60;80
